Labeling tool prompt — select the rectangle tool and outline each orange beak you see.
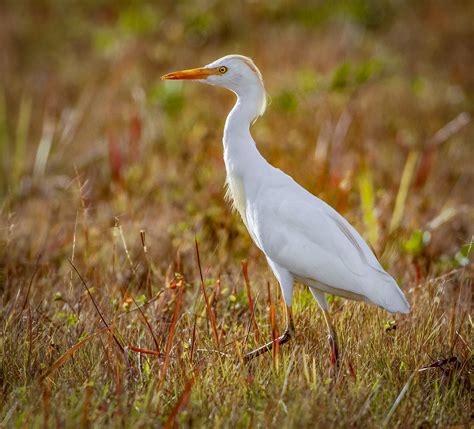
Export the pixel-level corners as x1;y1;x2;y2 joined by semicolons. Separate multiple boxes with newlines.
161;67;218;81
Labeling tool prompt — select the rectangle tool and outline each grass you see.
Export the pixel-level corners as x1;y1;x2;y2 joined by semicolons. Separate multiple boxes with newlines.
0;1;473;427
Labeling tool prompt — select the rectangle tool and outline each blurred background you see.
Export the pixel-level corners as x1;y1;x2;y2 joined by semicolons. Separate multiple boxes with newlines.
0;1;473;426
1;0;472;273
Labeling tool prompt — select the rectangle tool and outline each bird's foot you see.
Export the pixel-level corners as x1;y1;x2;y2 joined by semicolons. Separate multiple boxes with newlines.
243;328;293;363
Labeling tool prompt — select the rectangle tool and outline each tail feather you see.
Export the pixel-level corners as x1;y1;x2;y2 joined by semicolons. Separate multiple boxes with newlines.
366;271;410;314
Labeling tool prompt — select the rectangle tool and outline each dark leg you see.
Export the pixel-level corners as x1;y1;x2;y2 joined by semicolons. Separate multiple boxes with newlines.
322;309;339;367
244;306;294;363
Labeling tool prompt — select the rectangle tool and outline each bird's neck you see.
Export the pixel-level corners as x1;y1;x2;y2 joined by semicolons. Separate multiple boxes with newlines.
222;84;267;220
223;85;266;176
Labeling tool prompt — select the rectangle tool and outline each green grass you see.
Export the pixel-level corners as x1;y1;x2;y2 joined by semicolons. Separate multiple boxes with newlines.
0;1;472;427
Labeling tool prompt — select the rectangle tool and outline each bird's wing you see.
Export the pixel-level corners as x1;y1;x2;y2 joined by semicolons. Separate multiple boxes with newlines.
247;169;409;312
251;173;380;276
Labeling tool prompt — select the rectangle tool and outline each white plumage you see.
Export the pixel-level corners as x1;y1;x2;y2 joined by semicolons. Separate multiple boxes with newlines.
162;54;410;362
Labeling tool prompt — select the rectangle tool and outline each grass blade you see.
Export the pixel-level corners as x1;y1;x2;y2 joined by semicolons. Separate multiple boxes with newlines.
382;370;417;427
195;238;220;348
127;345;161;356
160;286;184;386
358;165;379;247
116;223;160;353
69;260;124;354
13;95;32;190
40;328;106;381
0;87;8;195
389;150;419;233
241;259;261;340
164;372;197;429
33;119;54;181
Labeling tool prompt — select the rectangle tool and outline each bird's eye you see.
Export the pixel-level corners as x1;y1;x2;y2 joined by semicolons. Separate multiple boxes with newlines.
218;66;228;74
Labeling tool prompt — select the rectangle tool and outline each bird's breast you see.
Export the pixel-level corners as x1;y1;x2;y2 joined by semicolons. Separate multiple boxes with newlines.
225;172;247;222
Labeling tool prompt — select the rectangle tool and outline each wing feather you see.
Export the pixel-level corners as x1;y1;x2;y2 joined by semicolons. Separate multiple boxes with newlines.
246;169;409;312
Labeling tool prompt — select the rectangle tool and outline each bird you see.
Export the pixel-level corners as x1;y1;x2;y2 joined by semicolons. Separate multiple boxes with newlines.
161;55;410;363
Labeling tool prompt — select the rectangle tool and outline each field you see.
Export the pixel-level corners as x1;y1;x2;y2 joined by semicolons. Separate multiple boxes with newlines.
0;1;473;427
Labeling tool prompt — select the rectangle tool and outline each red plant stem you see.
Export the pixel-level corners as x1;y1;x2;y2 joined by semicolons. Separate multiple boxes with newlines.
164;372;197;429
160;286;184;385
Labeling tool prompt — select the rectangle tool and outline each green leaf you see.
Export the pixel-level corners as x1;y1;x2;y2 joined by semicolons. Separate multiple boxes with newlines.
330;63;351;91
455;243;472;267
274;90;298;112
149;81;185;116
118;5;160;36
403;230;430;255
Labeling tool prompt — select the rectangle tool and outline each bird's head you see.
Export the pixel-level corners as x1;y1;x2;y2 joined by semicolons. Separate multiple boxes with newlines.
161;54;267;117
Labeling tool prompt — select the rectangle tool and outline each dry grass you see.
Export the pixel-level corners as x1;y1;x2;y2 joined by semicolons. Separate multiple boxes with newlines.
0;1;473;427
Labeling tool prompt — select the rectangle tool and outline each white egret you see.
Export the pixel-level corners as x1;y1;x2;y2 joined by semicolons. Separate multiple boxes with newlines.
161;55;410;363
